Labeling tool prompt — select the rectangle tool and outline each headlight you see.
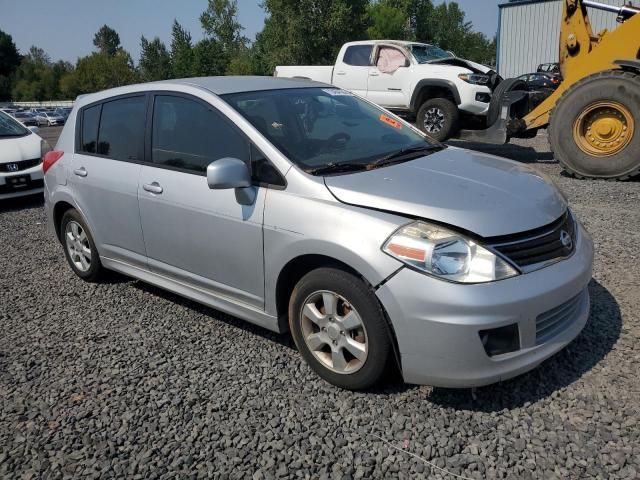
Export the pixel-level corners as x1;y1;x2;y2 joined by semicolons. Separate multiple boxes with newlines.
382;221;519;283
458;73;490;85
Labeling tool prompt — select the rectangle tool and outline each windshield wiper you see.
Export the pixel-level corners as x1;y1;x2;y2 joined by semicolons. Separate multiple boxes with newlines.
306;162;368;176
367;144;443;170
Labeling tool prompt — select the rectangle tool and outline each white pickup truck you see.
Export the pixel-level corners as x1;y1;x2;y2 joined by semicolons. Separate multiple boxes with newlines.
275;40;501;141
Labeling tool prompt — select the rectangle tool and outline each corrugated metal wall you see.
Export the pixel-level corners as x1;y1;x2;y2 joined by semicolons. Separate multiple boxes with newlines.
497;0;623;78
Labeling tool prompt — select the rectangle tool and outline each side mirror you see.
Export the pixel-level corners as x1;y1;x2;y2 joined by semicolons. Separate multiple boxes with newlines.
207;157;251;190
28;126;40;134
403;59;410;68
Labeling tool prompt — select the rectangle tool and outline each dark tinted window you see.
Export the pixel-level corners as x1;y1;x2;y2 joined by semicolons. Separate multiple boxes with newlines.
80;104;101;153
343;45;372;66
96;96;146;161
151;95;249;174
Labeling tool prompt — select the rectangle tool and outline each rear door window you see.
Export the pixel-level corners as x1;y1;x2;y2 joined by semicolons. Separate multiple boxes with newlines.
96;96;146;161
343;45;372;66
151;95;249;174
80;104;101;153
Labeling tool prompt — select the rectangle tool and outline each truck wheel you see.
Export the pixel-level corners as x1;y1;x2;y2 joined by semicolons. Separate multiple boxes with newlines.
416;98;459;141
549;70;640;180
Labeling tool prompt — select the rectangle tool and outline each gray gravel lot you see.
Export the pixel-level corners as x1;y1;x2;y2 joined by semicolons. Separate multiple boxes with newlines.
1;126;639;479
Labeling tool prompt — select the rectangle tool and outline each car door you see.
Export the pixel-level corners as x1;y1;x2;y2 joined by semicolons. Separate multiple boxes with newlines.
332;44;373;97
366;45;412;108
69;94;148;268
137;93;266;308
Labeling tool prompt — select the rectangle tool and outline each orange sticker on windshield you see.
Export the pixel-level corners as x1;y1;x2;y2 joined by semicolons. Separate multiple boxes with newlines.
380;114;402;129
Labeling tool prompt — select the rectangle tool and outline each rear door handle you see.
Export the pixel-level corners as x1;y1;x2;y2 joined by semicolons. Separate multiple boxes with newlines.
73;167;87;177
143;182;163;194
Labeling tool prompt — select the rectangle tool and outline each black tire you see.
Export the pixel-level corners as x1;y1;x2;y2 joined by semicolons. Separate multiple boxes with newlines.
60;209;104;282
288;267;392;390
487;78;528;127
549;69;640;180
416;98;459;141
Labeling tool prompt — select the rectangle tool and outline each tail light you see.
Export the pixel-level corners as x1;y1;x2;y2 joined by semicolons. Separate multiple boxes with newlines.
43;150;64;174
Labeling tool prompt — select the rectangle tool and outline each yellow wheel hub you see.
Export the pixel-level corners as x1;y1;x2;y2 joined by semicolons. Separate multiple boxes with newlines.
574;101;634;156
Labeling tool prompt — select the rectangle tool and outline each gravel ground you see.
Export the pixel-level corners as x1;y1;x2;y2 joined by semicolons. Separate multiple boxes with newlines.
1;127;639;479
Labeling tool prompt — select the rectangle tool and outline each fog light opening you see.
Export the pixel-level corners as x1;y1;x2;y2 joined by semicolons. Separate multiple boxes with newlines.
479;324;520;357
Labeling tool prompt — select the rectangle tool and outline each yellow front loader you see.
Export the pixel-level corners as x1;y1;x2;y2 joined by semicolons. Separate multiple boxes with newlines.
460;0;640;180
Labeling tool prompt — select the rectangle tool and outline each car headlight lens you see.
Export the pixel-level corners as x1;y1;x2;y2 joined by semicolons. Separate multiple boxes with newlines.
383;221;519;283
458;73;490;85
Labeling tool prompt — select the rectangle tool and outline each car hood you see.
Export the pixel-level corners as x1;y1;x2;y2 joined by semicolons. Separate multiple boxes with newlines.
428;57;492;74
0;132;41;163
323;147;567;238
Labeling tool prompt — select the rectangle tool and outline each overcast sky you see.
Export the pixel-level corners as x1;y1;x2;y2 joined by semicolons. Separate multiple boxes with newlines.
1;0;502;63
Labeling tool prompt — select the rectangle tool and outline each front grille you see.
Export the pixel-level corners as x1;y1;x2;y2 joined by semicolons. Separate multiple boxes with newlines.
0;158;41;173
536;291;585;345
486;211;576;270
0;178;44;194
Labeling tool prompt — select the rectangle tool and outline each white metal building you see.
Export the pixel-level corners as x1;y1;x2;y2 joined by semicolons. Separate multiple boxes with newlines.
497;0;623;78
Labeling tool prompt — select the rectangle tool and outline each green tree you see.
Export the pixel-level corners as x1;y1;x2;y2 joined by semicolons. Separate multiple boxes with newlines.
93;24;121;56
11;47;60;101
62;50;137;97
192;39;227;76
0;30;21;101
139;36;172;81
367;0;412;40
170;20;195;78
253;0;369;74
200;0;247;54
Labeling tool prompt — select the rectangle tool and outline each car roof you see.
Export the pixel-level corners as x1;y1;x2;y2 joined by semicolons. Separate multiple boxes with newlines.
78;76;331;105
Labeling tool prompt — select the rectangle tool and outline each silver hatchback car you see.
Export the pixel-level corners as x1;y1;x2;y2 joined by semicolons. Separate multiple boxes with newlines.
44;77;593;390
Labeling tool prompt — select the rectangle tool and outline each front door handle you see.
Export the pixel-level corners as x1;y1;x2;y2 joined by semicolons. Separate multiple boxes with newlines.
143;182;163;194
369;72;379;77
335;71;346;76
73;167;87;177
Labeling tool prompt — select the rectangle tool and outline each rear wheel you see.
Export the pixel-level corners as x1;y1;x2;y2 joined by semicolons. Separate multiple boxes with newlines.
60;209;104;282
549;70;640;180
416;98;459;142
289;268;392;390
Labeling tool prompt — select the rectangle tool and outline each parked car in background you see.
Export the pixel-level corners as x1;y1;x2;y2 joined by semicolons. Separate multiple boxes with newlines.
275;40;502;141
0;110;47;200
517;72;561;92
11;111;39;127
44;77;593;390
34;111;65;126
537;62;561;78
54;107;72;120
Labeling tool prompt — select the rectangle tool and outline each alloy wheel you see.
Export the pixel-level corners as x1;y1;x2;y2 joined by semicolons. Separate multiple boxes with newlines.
65;221;92;272
423;107;445;133
300;290;368;374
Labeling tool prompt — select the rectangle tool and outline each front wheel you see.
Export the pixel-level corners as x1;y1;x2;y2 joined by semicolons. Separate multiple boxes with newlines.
549;69;640;180
416;98;460;142
289;268;392;390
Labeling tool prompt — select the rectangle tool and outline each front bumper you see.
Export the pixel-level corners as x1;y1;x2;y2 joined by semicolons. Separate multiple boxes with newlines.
376;223;594;388
458;84;491;116
0;166;44;200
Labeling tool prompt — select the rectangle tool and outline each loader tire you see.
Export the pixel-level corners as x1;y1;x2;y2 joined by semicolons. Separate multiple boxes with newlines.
549;69;640;180
487;78;528;127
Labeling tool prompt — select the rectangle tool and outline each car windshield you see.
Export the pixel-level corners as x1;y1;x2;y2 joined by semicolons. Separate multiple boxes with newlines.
0;110;29;137
407;43;454;63
222;87;440;174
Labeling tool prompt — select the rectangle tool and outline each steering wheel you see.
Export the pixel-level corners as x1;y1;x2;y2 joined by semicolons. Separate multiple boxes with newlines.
326;132;351;151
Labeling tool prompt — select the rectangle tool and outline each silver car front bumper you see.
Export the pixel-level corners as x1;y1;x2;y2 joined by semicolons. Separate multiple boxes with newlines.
377;223;594;388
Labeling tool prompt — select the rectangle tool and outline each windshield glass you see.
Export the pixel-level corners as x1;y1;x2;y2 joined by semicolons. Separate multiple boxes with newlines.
408;44;453;63
222;88;438;173
0;110;29;137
